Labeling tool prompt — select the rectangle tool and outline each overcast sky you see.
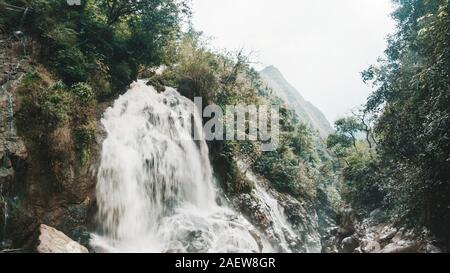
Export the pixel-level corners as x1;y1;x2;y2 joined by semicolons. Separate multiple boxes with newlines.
191;0;396;123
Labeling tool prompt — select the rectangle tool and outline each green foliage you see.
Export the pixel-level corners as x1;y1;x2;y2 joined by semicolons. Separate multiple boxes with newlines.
18;71;72;130
52;47;91;84
2;0;190;169
163;34;221;103
74;121;96;165
41;87;72;126
1;0;189;96
291;123;314;160
254;151;303;197
162;34;330;200
163;33;261;107
341;148;384;211
17;69;96;166
327;112;384;211
332;0;450;241
71;82;94;104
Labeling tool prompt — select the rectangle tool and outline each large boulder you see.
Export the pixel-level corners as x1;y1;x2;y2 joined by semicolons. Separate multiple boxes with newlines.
341;236;360;253
368;209;387;224
425;243;443;253
379;226;398;243
380;241;419;253
361;239;381;253
36;224;88;253
337;206;356;238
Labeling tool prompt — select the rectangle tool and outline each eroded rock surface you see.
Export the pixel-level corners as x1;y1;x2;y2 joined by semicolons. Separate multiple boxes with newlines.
329;207;445;253
36;224;88;253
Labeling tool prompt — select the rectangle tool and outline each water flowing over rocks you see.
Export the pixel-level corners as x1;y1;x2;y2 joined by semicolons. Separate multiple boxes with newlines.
0;37;341;253
90;81;275;253
90;81;337;253
234;160;334;253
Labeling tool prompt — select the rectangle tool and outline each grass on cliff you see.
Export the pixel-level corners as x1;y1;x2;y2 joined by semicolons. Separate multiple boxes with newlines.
16;67;95;167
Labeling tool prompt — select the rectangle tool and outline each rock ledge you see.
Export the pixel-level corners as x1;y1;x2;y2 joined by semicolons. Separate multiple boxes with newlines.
37;224;88;253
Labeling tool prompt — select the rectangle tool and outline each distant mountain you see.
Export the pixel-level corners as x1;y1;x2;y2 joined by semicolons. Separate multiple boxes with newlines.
260;66;333;137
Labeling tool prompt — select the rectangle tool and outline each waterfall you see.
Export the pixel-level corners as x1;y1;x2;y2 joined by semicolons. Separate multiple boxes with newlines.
237;160;305;253
90;81;272;253
7;93;14;135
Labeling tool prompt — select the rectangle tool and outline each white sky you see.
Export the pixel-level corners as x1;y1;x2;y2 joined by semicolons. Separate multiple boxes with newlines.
191;0;396;123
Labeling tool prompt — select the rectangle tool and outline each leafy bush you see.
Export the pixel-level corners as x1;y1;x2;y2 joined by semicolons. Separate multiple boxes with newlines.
71;82;94;104
17;68;98;168
52;47;91;85
41;88;72;127
17;70;71;130
74;121;96;165
254;151;301;195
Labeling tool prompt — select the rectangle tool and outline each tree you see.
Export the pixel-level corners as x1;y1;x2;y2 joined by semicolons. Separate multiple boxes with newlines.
97;0;190;26
359;0;450;240
333;117;363;151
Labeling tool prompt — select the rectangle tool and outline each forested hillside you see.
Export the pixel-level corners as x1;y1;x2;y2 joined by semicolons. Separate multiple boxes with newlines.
260;66;333;137
327;0;450;246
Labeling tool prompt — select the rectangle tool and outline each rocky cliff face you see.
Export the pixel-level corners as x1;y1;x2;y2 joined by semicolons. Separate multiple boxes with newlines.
1;36;30;249
230;160;336;253
259;66;333;137
0;36;101;252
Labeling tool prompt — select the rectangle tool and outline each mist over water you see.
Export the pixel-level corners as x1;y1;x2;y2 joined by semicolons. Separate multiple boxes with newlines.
90;81;315;253
90;81;274;252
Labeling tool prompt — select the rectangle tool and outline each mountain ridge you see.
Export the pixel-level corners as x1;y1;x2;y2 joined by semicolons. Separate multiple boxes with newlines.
259;65;333;137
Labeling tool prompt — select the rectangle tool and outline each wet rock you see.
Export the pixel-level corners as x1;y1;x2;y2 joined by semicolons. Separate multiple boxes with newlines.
70;226;91;249
36;224;88;253
280;194;321;252
338;206;356;238
315;188;337;234
368;209;386;224
321;232;338;253
236;193;270;229
328;226;338;236
425;243;442;253
341;236;359;253
361;239;381;253
379;226;397;243
186;230;209;253
330;206;443;254
146;77;166;93
391;230;404;243
380;240;419;253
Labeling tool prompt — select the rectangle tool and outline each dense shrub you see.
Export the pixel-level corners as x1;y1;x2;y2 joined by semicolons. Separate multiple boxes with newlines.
71;82;94;104
52;47;91;84
360;0;450;241
1;0;189;97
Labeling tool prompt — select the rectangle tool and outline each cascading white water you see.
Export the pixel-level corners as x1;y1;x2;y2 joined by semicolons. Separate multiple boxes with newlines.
90;81;272;253
237;160;303;253
7;93;14;135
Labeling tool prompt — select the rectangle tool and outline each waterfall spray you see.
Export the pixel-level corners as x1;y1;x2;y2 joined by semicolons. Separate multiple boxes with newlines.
91;81;272;253
7;93;14;135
